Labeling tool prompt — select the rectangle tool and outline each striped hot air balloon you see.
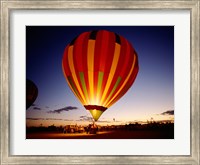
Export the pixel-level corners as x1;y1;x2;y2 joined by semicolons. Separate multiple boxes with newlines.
62;30;139;121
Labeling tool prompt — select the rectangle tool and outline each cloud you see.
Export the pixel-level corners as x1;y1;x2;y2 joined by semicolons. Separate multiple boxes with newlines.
161;110;174;115
26;117;74;121
29;104;41;110
64;119;74;121
78;115;93;121
45;118;63;121
33;107;41;110
47;106;78;114
26;117;44;120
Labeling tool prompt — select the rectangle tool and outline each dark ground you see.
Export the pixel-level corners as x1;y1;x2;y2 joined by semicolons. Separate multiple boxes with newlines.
26;129;174;139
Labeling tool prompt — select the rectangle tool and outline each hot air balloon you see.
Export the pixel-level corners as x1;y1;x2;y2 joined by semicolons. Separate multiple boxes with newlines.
26;79;38;109
62;30;139;121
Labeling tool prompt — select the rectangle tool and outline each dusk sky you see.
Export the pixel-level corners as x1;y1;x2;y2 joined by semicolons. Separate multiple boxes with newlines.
26;26;174;126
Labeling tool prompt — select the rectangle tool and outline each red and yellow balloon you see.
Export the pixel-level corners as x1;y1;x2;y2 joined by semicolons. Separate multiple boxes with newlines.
62;30;139;121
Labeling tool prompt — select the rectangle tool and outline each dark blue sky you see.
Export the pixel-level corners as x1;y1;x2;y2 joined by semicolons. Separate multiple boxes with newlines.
26;26;174;126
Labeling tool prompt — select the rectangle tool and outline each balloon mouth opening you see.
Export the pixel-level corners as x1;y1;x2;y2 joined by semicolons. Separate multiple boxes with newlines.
84;105;107;111
84;105;107;121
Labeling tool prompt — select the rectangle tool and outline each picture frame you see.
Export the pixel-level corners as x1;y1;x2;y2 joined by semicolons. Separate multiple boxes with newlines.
1;0;199;164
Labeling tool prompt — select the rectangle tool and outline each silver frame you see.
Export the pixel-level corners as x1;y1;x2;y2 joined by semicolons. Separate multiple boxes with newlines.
1;1;199;164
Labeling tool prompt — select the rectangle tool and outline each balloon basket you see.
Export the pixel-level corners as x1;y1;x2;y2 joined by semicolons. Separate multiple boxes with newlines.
88;121;98;134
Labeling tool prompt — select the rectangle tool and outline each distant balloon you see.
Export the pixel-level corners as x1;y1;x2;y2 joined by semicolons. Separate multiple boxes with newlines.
62;30;139;121
26;79;38;109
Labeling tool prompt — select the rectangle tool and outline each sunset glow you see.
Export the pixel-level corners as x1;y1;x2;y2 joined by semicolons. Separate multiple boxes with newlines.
26;26;174;129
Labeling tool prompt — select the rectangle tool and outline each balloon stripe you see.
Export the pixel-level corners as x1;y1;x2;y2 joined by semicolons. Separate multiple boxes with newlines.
119;38;131;77
87;40;95;104
109;65;139;107
94;30;103;71
108;55;138;107
103;76;121;107
62;61;67;78
79;72;89;103
62;45;71;76
63;48;84;102
81;33;90;102
73;33;91;104
106;54;136;107
93;71;99;104
109;55;139;107
98;31;115;101
94;31;104;103
67;76;85;104
104;36;127;101
103;32;116;73
109;82;131;107
122;42;134;81
98;31;111;72
113;41;133;101
62;55;84;103
96;71;104;105
73;32;89;71
68;46;87;104
100;43;121;105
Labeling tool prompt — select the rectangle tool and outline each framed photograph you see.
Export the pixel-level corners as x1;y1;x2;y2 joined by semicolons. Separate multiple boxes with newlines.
1;0;199;164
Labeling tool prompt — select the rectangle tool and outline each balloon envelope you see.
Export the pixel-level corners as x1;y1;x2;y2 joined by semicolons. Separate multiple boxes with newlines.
26;79;38;109
62;30;139;121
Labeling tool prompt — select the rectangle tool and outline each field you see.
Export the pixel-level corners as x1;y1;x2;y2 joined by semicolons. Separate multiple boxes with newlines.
26;129;174;139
